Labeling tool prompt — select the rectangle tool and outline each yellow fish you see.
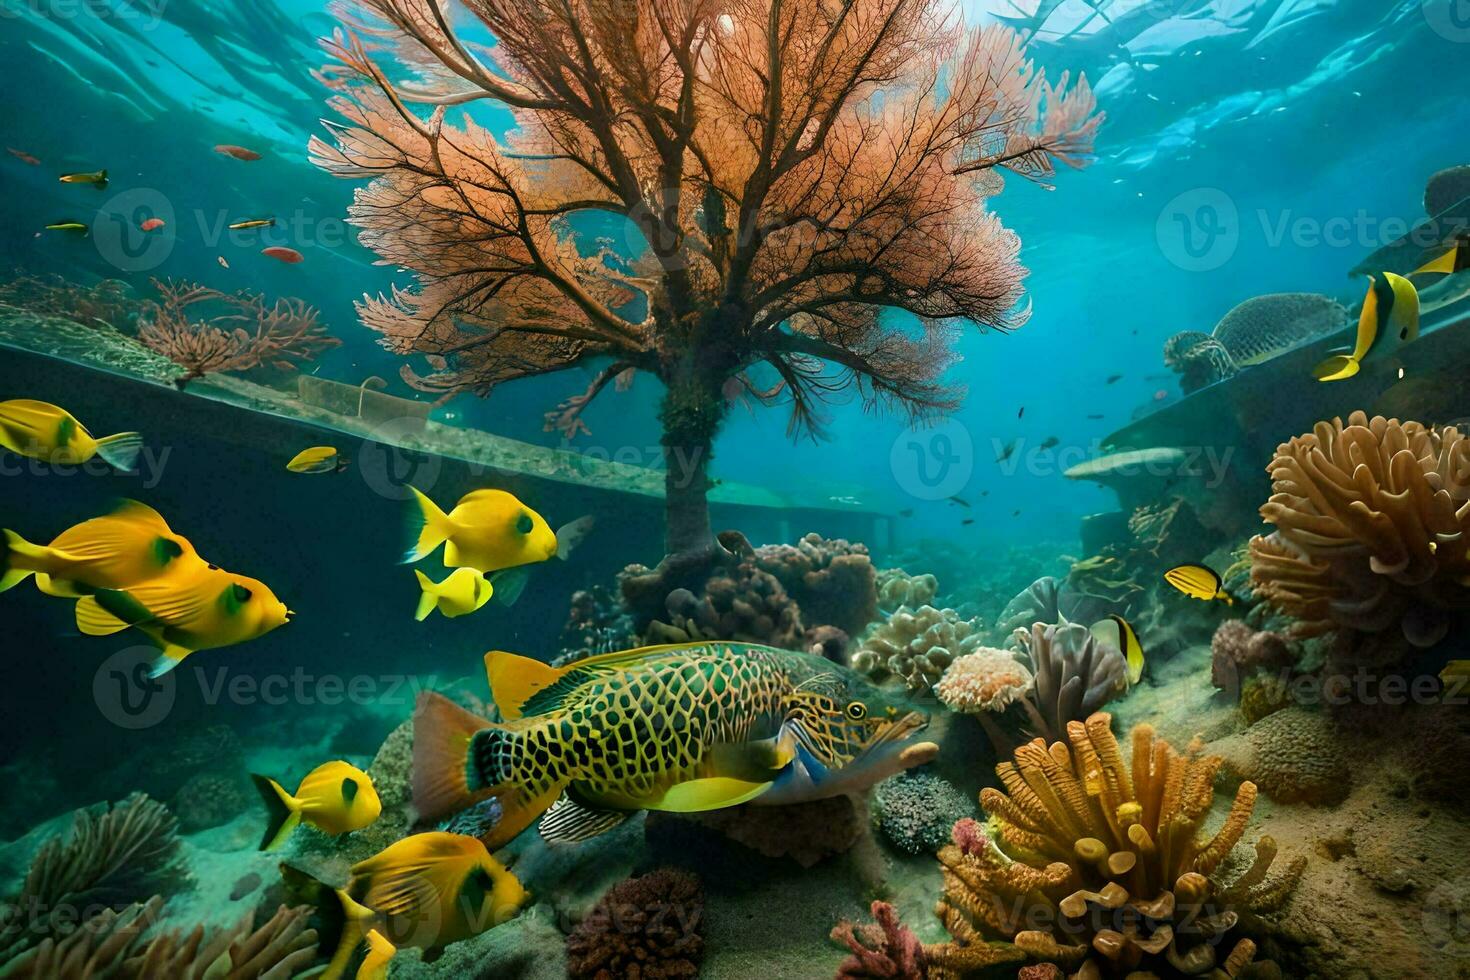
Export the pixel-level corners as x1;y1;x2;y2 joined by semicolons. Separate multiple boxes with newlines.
45;221;89;235
283;832;527;978
414;567;493;621
59;169;107;187
357;930;396;980
77;566;292;676
1163;564;1234;605
1313;273;1419;382
228;218;276;230
1413;234;1469;277
252;760;382;850
0;399;142;471
1;500;202;596
287;446;347;474
404;486;592;604
1091;614;1146;685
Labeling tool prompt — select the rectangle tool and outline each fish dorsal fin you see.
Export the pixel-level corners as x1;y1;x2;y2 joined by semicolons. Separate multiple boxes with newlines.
108;498;171;531
538;795;632;844
484;651;566;721
75;596;133;636
508;643;715;718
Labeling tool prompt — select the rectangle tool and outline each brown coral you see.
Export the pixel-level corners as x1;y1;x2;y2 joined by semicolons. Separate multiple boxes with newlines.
1014;623;1128;745
137;279;338;387
924;713;1302;979
878;568;940;614
1210;707;1350;806
853;605;987;692
566;869;704;980
1210;621;1294;694
832;901;926;979
1248;412;1470;653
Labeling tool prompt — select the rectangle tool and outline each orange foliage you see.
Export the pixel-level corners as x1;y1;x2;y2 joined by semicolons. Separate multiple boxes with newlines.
310;0;1101;436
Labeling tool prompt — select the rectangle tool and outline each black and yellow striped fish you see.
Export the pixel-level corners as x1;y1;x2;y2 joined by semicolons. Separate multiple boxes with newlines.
413;642;938;847
1163;564;1234;605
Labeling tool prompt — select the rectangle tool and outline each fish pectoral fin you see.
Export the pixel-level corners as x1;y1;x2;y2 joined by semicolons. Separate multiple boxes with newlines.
651;776;773;813
537;795;632;844
75;596;134;636
92;588;155;628
489;567;530;606
707;736;796;783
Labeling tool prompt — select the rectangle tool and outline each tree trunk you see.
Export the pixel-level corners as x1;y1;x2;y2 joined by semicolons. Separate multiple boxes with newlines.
659;369;726;555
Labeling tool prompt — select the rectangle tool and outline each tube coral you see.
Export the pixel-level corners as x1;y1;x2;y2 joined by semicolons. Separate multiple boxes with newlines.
1249;412;1470;653
923;713;1303;979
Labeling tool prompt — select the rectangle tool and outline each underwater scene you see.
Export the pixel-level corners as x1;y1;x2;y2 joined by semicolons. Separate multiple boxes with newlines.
3;0;1470;977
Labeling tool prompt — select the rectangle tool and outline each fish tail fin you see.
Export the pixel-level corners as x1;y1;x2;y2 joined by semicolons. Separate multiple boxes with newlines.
403;485;452;563
279;864;374;980
0;530;42;592
251;774;303;850
413;569;440;622
93;431;143;473
1312;355;1360;382
412;691;497;822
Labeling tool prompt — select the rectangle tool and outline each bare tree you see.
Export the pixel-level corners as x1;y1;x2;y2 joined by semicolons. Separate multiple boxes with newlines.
311;0;1101;552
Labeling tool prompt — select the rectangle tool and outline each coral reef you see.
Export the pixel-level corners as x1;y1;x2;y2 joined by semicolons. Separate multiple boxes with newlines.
649;795;866;869
877;569;940;614
924;713;1302;978
558;586;636;664
1249;412;1470;658
852;605;987;692
1210;707;1349;807
171;772;252;834
622;532;879;656
873;772;974;856
1209;621;1295;695
935;648;1033;715
0;272;146;334
565;869;704;980
137;279;338;387
0;794;189;966
1237;676;1294;727
831;901;926;979
995;577;1115;638
1014;623;1128;745
1163;330;1236;394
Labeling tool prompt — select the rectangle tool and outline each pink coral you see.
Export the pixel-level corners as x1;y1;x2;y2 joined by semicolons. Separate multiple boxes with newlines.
935;648;1033;713
832;901;926;980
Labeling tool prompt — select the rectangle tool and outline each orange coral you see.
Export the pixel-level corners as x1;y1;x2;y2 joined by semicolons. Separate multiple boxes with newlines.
924;713;1302;979
311;0;1101;550
1249;412;1470;651
136;280;338;388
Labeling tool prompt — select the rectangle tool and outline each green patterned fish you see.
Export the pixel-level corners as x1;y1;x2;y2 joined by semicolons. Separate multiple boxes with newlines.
413;642;938;846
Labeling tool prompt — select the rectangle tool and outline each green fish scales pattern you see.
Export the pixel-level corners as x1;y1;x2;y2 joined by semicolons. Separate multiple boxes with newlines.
480;646;797;808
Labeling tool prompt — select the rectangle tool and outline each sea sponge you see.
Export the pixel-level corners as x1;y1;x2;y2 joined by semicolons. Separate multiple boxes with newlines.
1211;707;1350;806
877;568;940;613
924;713;1302;979
852;605;986;692
831;901;926;979
935;648;1033;714
565;869;704;980
1249;412;1470;654
873;772;974;855
0;794;189;966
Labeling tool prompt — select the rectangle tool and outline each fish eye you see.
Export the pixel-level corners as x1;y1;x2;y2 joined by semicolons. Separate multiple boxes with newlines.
845;702;867;721
1400;328;1409;340
232;584;252;603
516;513;534;535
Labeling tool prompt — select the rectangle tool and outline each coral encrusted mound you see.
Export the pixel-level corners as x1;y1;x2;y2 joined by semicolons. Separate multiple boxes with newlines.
924;713;1303;978
566;868;704;980
1249;412;1470;658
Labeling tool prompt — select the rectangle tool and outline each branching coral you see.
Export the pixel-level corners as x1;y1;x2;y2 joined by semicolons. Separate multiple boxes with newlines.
136;279;338;387
0;793;188;966
852;605;987;692
1249;412;1470;656
832;901;927;979
565;869;704;980
0;273;146;334
924;713;1302;979
874;771;975;855
310;0;1099;551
